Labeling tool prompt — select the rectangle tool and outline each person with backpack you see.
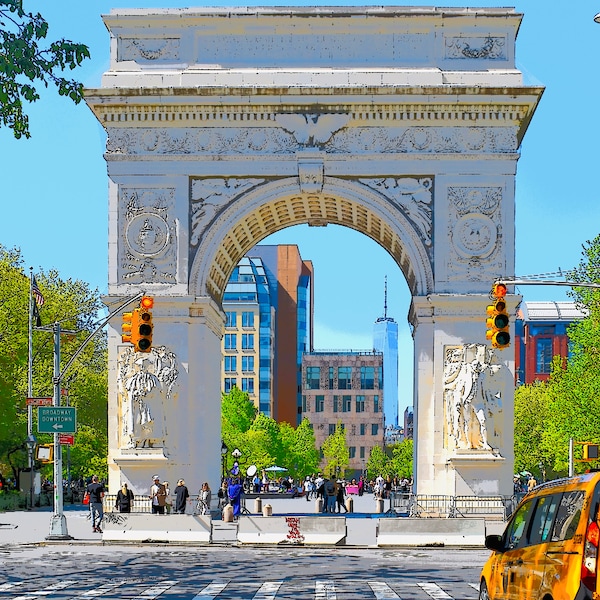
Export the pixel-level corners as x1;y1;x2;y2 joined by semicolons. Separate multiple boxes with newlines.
324;477;337;513
149;475;167;515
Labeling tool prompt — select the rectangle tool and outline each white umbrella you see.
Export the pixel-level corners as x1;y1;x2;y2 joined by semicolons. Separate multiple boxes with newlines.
265;466;287;472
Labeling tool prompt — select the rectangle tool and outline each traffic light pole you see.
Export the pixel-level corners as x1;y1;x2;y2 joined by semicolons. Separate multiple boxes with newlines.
44;292;143;540
496;279;600;289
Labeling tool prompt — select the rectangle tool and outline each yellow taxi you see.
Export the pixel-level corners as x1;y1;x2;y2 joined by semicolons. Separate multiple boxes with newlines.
479;472;600;600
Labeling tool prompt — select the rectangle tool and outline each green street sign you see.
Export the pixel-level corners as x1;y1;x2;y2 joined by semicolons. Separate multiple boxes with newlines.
37;407;77;434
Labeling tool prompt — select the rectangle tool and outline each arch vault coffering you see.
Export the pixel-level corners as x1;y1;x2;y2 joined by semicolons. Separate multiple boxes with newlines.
85;6;543;498
189;176;434;304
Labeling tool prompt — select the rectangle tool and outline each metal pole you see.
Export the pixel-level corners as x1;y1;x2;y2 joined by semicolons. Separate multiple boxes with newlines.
569;437;574;477
27;269;34;510
47;322;72;540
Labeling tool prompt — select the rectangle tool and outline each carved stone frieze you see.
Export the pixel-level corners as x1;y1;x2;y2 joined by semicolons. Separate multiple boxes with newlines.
190;178;266;252
118;37;181;62
119;188;177;284
275;113;350;149
105;125;518;156
298;159;324;194
445;36;506;60
117;345;179;450
360;177;433;256
446;186;503;281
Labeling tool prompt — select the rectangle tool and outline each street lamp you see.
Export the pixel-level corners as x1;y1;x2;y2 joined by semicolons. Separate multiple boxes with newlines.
231;448;242;480
220;441;228;482
595;13;600;23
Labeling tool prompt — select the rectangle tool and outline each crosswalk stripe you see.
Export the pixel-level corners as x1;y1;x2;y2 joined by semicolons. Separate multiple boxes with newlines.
0;582;20;591
315;580;336;600
368;581;402;599
191;581;229;598
78;579;130;597
131;579;178;599
417;582;452;598
253;581;284;600
13;579;78;600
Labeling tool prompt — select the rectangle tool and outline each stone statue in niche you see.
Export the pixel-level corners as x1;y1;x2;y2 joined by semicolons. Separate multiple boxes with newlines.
443;343;508;451
117;345;178;449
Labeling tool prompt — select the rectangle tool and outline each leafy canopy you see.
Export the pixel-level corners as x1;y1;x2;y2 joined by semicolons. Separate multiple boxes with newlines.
0;0;90;138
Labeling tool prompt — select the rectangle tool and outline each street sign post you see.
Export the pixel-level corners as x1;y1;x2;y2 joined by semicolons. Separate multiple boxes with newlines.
37;407;77;434
26;397;53;406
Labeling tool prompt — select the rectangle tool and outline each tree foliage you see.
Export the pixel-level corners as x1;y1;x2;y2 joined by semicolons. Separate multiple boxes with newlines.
321;421;349;479
0;0;90;138
0;246;107;484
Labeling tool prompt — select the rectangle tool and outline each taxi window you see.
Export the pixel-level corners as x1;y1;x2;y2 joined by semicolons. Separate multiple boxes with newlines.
505;499;534;550
551;491;585;541
528;494;560;545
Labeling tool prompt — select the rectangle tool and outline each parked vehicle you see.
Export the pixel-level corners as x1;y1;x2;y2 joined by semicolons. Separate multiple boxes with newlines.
479;472;600;599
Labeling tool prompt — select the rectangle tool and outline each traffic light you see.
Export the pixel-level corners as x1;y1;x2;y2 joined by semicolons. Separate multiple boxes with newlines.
135;296;153;353
35;444;53;463
486;283;510;349
122;310;134;344
584;444;599;460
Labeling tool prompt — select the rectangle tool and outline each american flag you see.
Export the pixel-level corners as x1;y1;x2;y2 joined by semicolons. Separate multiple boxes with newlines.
32;277;45;307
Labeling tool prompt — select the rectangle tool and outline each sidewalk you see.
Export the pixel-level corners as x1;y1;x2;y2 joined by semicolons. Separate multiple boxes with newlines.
0;493;389;546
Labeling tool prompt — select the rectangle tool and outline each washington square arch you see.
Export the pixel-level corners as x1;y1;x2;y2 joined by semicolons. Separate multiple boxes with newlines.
84;6;543;499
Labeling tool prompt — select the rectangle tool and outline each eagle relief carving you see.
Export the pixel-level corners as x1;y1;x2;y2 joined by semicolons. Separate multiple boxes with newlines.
275;113;350;148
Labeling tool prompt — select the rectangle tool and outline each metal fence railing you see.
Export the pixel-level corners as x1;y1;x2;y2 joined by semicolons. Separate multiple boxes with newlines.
388;494;512;520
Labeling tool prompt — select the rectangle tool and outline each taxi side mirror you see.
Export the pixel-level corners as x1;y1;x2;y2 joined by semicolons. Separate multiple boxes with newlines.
485;534;505;552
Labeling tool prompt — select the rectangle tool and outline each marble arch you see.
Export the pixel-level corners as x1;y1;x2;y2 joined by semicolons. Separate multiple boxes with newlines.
85;6;543;498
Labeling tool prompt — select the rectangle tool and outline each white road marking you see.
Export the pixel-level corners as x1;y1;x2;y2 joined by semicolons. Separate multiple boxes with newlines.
191;580;229;598
315;579;337;600
368;580;402;599
417;582;453;598
253;580;284;599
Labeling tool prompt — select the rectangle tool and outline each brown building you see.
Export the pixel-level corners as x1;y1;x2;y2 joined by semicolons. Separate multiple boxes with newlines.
302;351;385;474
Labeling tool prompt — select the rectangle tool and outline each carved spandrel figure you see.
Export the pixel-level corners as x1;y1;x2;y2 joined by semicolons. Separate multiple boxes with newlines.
117;345;178;449
444;343;506;451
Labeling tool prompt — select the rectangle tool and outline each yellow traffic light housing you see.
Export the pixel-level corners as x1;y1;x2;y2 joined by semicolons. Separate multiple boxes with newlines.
36;444;53;463
486;283;510;349
136;297;153;352
122;311;134;344
584;444;599;460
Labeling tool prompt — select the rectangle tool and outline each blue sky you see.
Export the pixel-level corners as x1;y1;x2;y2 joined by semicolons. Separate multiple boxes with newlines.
2;1;600;417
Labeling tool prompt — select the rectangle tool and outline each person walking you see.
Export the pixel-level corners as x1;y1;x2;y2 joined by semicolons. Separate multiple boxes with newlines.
324;477;337;513
149;475;167;515
336;480;348;513
87;475;105;533
163;481;172;514
115;482;134;513
228;478;243;518
197;482;212;515
174;479;190;514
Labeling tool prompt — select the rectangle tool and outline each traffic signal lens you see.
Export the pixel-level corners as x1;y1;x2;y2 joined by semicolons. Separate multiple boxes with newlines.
493;314;509;329
137;338;151;351
493;331;510;347
122;311;133;343
141;296;154;310
492;283;507;298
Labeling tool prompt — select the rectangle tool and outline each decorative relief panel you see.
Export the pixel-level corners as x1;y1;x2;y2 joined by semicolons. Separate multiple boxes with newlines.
117;345;179;450
443;343;509;452
360;177;433;257
105;125;517;156
119;188;177;284
446;186;503;281
118;37;181;62
444;36;506;60
190;178;266;251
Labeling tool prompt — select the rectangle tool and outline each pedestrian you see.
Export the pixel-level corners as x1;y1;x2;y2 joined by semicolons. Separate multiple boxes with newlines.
217;480;228;510
324;477;337;513
197;482;212;515
86;475;105;533
303;476;312;501
115;482;134;513
358;476;364;497
228;477;243;518
163;481;173;514
527;475;537;492
174;479;190;514
336;480;347;513
149;475;167;514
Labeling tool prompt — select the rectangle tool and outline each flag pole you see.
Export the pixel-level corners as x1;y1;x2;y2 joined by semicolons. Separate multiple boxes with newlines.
27;268;35;510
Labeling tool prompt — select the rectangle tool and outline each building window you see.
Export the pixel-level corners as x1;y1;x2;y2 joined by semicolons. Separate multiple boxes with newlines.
356;395;365;413
359;446;365;459
349;446;356;459
306;366;321;390
371;423;379;436
373;395;380;413
315;395;325;413
329;423;336;435
360;423;366;436
241;377;254;393
536;338;553;374
225;311;237;328
329;367;334;390
242;355;254;372
241;333;254;350
333;395;339;413
242;311;255;328
224;334;237;350
224;356;237;373
342;395;352;413
338;366;352;390
224;378;237;393
360;366;375;389
377;366;383;389
302;395;307;412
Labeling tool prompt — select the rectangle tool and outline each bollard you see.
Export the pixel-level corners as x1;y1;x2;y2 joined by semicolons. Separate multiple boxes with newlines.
375;498;384;513
263;503;272;517
254;497;262;514
345;496;354;513
223;504;234;522
315;497;323;514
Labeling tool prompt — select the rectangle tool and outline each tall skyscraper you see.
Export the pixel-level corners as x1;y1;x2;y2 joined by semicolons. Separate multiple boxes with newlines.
373;278;399;428
222;245;313;424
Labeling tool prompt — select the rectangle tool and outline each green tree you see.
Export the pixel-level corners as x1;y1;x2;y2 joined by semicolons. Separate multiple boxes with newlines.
280;419;320;480
366;444;388;480
221;386;256;441
389;438;413;479
321;421;349;479
0;0;90;139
